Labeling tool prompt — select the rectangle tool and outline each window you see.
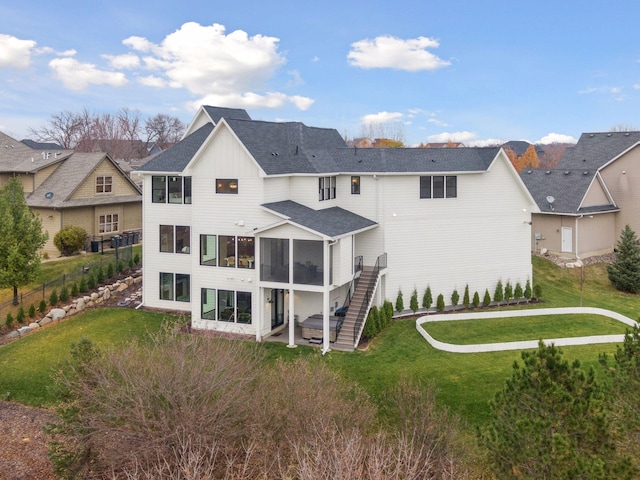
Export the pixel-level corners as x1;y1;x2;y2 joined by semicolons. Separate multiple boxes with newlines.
159;272;173;300
237;292;252;324
200;234;217;266
218;289;235;321
237;237;255;269
168;176;182;203
152;176;166;203
420;175;457;199
351;176;360;194
159;272;190;302
96;176;113;194
159;225;174;253
216;179;238;194
184;177;192;204
215;290;251;323
98;213;119;233
260;238;289;283
160;225;190;253
419;176;431;199
218;235;236;267
319;176;336;201
201;288;216;320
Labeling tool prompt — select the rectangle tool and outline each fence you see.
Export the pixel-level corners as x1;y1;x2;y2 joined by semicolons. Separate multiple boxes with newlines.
0;245;135;322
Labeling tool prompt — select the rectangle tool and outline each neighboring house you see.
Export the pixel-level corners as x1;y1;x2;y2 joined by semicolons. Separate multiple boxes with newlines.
0;131;142;256
136;106;537;351
519;131;640;258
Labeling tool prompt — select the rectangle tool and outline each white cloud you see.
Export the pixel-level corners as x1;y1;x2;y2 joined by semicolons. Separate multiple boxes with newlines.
49;57;128;90
285;69;304;88
120;22;311;111
348;35;450;71
536;133;577;144
634;83;640;89
469;138;504;147
361;111;404;124
427;131;477;143
103;53;140;69
427;118;450;127
138;75;167;88
0;34;37;69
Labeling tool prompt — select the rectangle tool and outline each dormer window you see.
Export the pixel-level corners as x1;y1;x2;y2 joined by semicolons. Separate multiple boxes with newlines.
96;176;112;194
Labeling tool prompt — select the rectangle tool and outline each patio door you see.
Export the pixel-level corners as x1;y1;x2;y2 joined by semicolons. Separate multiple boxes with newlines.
561;227;573;253
271;288;285;328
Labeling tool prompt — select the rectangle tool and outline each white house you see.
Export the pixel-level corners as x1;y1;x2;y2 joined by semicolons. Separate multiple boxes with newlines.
136;106;538;352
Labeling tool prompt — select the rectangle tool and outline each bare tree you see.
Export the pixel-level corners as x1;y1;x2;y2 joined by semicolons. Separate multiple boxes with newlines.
145;113;186;150
28;110;85;149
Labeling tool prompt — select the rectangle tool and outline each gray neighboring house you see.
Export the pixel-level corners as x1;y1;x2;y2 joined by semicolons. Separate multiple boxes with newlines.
520;131;640;259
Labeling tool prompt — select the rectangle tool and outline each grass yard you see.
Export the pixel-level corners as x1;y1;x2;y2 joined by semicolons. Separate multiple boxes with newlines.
422;313;629;344
0;308;167;406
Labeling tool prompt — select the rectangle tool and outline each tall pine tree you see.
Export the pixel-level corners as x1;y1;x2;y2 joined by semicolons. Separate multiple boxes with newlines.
607;225;640;293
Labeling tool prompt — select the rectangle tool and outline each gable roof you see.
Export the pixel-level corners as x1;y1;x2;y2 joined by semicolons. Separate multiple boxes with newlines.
261;200;377;239
21;139;64;150
0;131;74;172
558;131;640;171
202;106;251;124
502;140;533;156
27;152;141;208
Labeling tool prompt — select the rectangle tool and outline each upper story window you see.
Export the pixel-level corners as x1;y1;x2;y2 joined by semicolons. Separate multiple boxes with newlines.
319;176;336;201
351;176;360;194
420;175;457;199
216;179;238;194
160;225;191;253
96;176;112;194
152;175;192;203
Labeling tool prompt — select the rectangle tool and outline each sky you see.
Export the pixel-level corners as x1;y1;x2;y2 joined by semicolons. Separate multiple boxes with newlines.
1;0;640;147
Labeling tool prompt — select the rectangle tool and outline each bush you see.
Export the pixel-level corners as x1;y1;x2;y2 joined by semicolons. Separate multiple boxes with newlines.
383;300;394;324
71;282;79;298
451;289;459;307
493;280;504;304
524;279;532;302
395;289;404;313
472;291;480;308
533;283;542;299
96;265;105;284
28;303;36;318
409;288;419;314
422;286;433;311
59;285;69;303
16;305;25;324
436;294;445;312
483;289;491;307
504;281;513;304
79;276;87;293
463;284;470;309
116;260;124;274
38;299;47;314
5;312;14;329
364;306;380;339
514;282;523;303
133;252;140;265
128;257;134;269
106;262;114;279
49;288;58;307
87;273;96;290
53;225;87;256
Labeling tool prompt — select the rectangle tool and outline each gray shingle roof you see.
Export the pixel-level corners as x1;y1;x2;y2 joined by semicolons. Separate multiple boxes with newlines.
261;200;377;238
0;131;72;173
136;123;214;173
558;131;640;171
203;106;251;124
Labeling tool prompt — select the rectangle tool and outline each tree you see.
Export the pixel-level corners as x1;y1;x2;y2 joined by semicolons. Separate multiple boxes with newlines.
607;225;640;293
514;282;523;303
0;178;48;305
409;288;419;314
451;288;459;307
422;285;433;311
493;280;504;304
483;289;491;307
524;279;532;301
395;289;404;313
482;341;632;479
436;294;445;312
145;113;185;149
472;291;480;308
462;284;470;309
504;281;513;304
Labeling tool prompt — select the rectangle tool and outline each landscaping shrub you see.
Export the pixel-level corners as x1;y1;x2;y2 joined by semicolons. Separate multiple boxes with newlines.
71;282;79;298
53;225;87;256
87;273;96;290
106;262;114;279
514;282;523;303
395;289;404;313
463;284;470;309
16;305;25;324
524;279;532;302
504;281;513;304
128;257;134;269
410;288;419;314
49;288;58;307
133;252;140;265
607;224;640;293
79;276;87;294
483;289;491;307
437;294;445;312
383;300;393;323
96;265;105;284
28;303;36;318
116;260;124;274
493;280;504;304
422;285;433;311
451;289;459;308
59;285;69;303
364;306;380;339
533;283;542;300
38;299;47;314
5;312;13;329
472;291;480;308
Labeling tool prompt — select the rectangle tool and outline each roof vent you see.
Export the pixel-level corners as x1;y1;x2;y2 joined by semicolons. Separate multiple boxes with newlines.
545;170;551;174
607;133;612;137
527;170;532;174
564;171;570;175
431;159;435;162
583;171;589;175
589;134;595;138
44;192;54;199
625;132;630;136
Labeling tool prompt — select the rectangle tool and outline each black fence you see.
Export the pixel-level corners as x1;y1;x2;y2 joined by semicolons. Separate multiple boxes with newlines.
0;245;136;323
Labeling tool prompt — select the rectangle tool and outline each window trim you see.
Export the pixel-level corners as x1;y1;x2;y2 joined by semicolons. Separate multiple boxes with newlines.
319;175;336;201
216;178;238;194
351;176;360;195
96;175;113;194
420;175;457;199
98;213;119;234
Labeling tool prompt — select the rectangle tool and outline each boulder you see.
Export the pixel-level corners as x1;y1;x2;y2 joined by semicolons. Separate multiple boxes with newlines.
49;308;66;321
38;317;52;326
17;326;31;335
75;297;85;311
90;292;99;301
63;305;73;313
28;322;39;329
7;330;19;339
117;283;128;293
103;288;111;300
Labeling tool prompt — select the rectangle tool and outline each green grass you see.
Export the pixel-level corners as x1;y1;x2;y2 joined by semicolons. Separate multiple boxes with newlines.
422;314;629;344
0;308;166;406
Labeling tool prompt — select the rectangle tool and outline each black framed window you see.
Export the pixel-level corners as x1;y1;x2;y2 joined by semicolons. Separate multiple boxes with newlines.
351;176;360;194
201;288;216;320
433;176;445;198
184;177;192;204
446;176;457;198
419;176;431;199
200;234;217;266
159;272;173;300
319;176;336;201
152;176;166;203
216;179;238;194
159;225;173;252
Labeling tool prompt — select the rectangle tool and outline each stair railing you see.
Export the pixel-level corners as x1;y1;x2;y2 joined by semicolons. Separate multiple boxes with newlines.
352;253;386;343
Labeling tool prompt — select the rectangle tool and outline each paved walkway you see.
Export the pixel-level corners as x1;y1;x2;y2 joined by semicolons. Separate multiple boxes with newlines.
415;307;638;353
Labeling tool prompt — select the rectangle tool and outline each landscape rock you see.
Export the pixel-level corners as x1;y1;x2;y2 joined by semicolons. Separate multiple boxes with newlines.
49;308;66;321
103;289;111;300
75;297;85;311
7;331;19;339
28;322;39;329
17;326;31;335
90;292;99;301
38;317;51;327
116;283;128;293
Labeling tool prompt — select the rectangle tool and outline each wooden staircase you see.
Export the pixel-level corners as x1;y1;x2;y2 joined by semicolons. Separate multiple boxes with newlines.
333;266;379;352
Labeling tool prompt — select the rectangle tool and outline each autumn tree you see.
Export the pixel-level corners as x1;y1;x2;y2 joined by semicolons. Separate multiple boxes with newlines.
0;178;48;305
519;144;540;170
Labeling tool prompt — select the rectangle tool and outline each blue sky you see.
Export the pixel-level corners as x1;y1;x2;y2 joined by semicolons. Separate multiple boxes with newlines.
2;0;640;146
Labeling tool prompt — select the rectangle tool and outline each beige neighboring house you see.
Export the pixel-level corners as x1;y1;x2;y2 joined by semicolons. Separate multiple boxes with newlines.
0;131;142;257
520;131;640;259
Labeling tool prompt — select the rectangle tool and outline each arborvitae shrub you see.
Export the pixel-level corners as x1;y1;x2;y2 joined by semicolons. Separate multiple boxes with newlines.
483;289;491;307
395;289;404;313
59;285;69;303
87;273;96;290
437;293;445;312
514;282;523;303
504;281;513;304
128;257;134;269
116;260;124;274
38;299;47;314
133;253;140;265
79;276;88;293
5;312;14;329
49;288;58;307
473;291;480;308
463;284;470;309
106;262;114;279
71;282;79;297
364;307;379;339
533;284;542;299
410;288;419;314
451;289;459;307
524;279;532;302
422;286;433;311
493;280;504;304
28;304;36;318
383;300;393;323
96;265;105;284
16;305;25;324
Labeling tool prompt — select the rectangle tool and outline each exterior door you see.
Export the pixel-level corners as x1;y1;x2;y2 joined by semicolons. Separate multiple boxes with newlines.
271;288;285;328
561;227;573;253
